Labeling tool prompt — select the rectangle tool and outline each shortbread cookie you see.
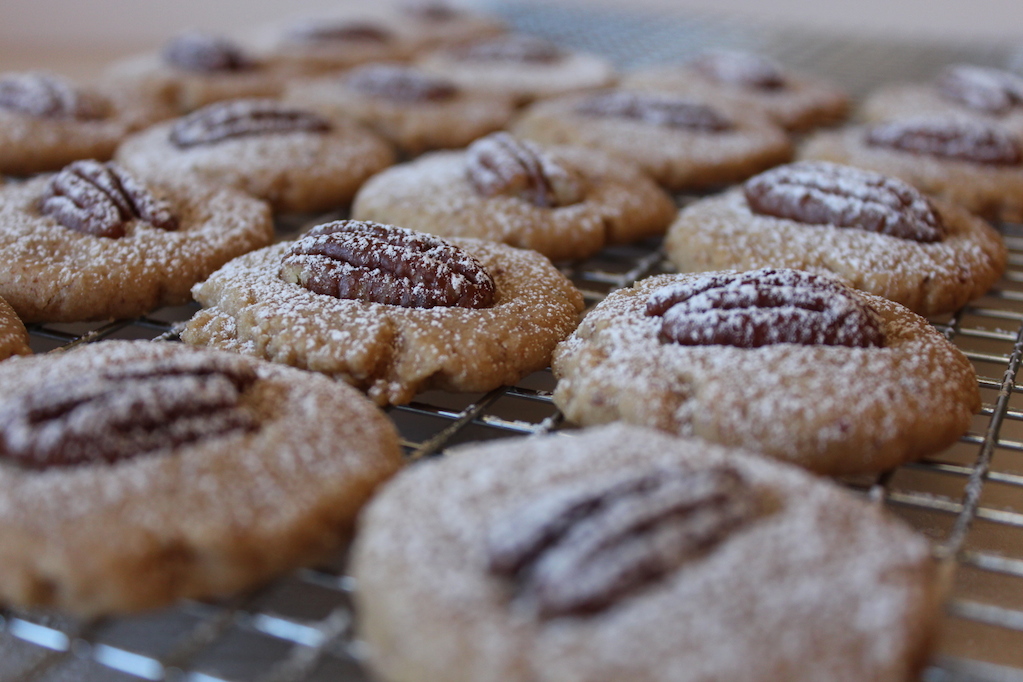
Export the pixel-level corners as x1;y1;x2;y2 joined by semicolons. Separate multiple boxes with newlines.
0;296;30;361
513;89;792;191
800;117;1023;222
860;64;1023;138
182;220;585;405
623;50;849;132
552;268;980;475
116;99;395;213
0;340;401;617
417;34;616;104
284;63;515;156
0;160;273;323
384;0;506;51
353;133;677;261
352;423;941;682
664;161;1006;316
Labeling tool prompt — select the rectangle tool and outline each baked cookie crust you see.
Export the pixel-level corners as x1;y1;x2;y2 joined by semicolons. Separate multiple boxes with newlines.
0;296;30;361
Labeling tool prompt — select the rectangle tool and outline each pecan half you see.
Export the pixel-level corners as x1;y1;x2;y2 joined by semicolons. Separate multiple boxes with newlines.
0;354;258;469
345;64;458;102
936;65;1023;115
39;160;178;239
163;32;253;73
645;269;886;349
451;35;564;64
170;99;332;148
575;90;732;132
279;220;496;309
865;118;1022;166
287;20;392;44
0;72;108;120
692;50;786;90
744;161;944;242
465;132;584;208
486;464;759;617
399;0;461;21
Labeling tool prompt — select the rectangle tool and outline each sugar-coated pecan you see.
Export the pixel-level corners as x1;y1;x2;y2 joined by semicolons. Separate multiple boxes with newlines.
865;118;1022;165
936;65;1023;115
575;90;732;132
452;35;564;63
692;50;786;90
645;269;886;349
398;0;462;21
0;72;108;120
287;20;392;44
279;220;496;309
163;32;252;73
743;161;944;242
39;160;178;239
0;354;258;469
465;132;583;208
170;99;331;148
486;464;758;617
345;64;458;102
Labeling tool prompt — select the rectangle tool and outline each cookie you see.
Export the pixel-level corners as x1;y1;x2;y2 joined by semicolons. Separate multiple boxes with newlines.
351;423;941;682
664;161;1006;316
0;340;402;616
623;50;850;132
0;296;30;361
115;98;395;214
0;159;273;323
284;63;515;156
552;268;980;476
182;220;585;405
383;0;506;51
512;89;793;191
352;133;677;261
860;64;1023;138
799;117;1023;222
416;34;617;104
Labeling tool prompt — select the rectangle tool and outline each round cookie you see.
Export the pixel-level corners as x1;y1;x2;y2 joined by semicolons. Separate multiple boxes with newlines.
622;50;850;132
382;0;506;51
182;220;585;405
115;98;396;214
352;133;678;262
0;296;30;361
284;63;515;156
512;89;793;191
351;423;941;682
552;268;980;476
0;340;402;617
417;34;617;104
664;161;1006;317
799;117;1023;222
0;159;273;323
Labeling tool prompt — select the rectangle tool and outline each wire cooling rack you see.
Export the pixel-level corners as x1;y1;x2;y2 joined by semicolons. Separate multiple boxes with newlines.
4;3;1023;681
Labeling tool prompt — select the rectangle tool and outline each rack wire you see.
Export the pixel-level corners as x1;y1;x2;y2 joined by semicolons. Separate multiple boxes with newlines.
3;2;1023;681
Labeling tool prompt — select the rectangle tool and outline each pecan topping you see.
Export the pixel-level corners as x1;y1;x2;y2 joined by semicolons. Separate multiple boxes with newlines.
575;90;732;132
279;220;496;309
0;72;108;120
399;0;462;21
936;65;1023;115
744;161;944;242
170;99;332;148
287;19;392;44
345;64;458;102
39;160;178;239
692;50;786;90
865;118;1023;166
163;32;253;73
487;465;759;617
452;35;564;64
0;354;258;469
465;132;584;208
645;269;886;349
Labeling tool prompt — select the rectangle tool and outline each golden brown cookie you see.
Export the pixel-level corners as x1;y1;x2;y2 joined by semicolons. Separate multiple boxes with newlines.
0;340;402;617
284;63;515;156
512;89;793;191
623;50;850;132
800;117;1023;222
664;161;1006;316
0;160;273;323
0;296;30;360
383;0;506;51
182;220;585;405
115;98;395;214
352;423;941;682
352;133;677;261
552;268;979;476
